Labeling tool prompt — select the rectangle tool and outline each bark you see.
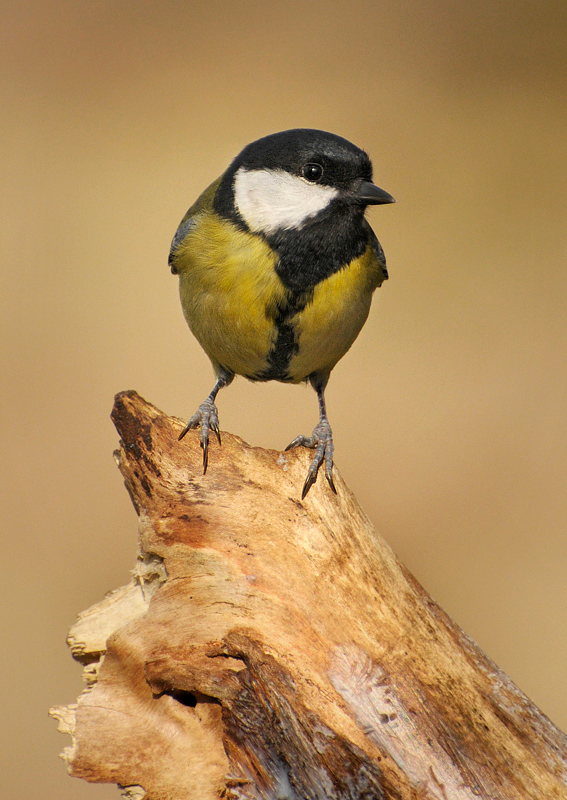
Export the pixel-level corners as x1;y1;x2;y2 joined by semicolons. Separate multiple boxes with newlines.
50;390;567;800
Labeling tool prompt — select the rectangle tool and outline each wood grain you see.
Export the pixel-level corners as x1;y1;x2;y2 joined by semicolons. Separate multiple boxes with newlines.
50;391;567;800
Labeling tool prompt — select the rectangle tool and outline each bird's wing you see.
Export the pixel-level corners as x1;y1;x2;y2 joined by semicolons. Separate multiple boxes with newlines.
169;176;222;273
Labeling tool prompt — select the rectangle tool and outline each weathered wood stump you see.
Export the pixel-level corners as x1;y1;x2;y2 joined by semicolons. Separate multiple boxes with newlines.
50;390;567;800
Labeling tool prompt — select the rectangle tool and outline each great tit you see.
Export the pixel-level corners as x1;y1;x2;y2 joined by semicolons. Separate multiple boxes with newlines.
169;128;394;498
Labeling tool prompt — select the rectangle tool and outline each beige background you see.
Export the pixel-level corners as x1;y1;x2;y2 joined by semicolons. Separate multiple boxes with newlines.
2;2;566;798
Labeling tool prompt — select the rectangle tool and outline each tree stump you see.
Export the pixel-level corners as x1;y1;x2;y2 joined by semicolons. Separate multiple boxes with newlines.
50;390;567;800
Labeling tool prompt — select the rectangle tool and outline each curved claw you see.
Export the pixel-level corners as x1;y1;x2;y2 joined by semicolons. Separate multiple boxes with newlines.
179;399;220;474
325;462;336;495
287;419;336;498
285;434;313;451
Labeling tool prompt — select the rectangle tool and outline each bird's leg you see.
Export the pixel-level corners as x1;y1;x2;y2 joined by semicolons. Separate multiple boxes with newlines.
285;376;337;499
179;367;234;473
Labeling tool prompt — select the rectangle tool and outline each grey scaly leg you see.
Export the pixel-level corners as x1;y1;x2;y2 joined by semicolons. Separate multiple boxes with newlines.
286;374;336;499
179;366;234;472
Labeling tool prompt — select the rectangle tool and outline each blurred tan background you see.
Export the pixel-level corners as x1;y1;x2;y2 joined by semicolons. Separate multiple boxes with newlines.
2;1;566;797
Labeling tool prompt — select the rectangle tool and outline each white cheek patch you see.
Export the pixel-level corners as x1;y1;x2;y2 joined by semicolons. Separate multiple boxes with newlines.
233;167;339;234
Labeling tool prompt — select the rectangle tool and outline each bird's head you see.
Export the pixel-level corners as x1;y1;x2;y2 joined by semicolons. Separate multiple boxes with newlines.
214;129;394;236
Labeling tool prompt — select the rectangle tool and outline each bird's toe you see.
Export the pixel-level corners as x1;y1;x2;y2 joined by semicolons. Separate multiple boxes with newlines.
285;433;315;451
287;419;335;498
179;399;221;473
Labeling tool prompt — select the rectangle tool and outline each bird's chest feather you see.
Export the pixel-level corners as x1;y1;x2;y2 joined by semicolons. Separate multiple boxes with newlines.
285;243;379;382
177;213;285;376
177;213;379;382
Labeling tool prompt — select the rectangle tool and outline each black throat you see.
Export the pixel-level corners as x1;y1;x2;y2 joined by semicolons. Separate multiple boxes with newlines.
268;204;368;294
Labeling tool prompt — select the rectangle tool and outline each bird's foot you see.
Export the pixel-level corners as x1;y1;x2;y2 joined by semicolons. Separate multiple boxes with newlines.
286;418;336;499
178;399;222;473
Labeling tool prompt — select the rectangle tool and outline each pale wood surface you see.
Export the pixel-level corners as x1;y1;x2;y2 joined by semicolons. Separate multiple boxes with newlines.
50;391;567;800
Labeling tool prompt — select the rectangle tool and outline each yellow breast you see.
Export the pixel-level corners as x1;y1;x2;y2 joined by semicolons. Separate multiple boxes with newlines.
176;212;286;377
286;243;380;382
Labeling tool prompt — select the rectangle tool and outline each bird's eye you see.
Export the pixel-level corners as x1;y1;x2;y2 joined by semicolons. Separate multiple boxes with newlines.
302;163;323;183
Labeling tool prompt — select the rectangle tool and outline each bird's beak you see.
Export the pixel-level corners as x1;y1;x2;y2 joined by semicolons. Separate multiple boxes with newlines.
356;181;395;205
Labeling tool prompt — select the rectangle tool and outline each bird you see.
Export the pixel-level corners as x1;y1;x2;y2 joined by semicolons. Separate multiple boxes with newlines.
169;128;394;498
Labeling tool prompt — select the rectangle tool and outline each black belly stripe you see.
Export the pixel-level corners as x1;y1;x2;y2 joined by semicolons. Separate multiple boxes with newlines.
257;319;298;381
251;287;314;382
